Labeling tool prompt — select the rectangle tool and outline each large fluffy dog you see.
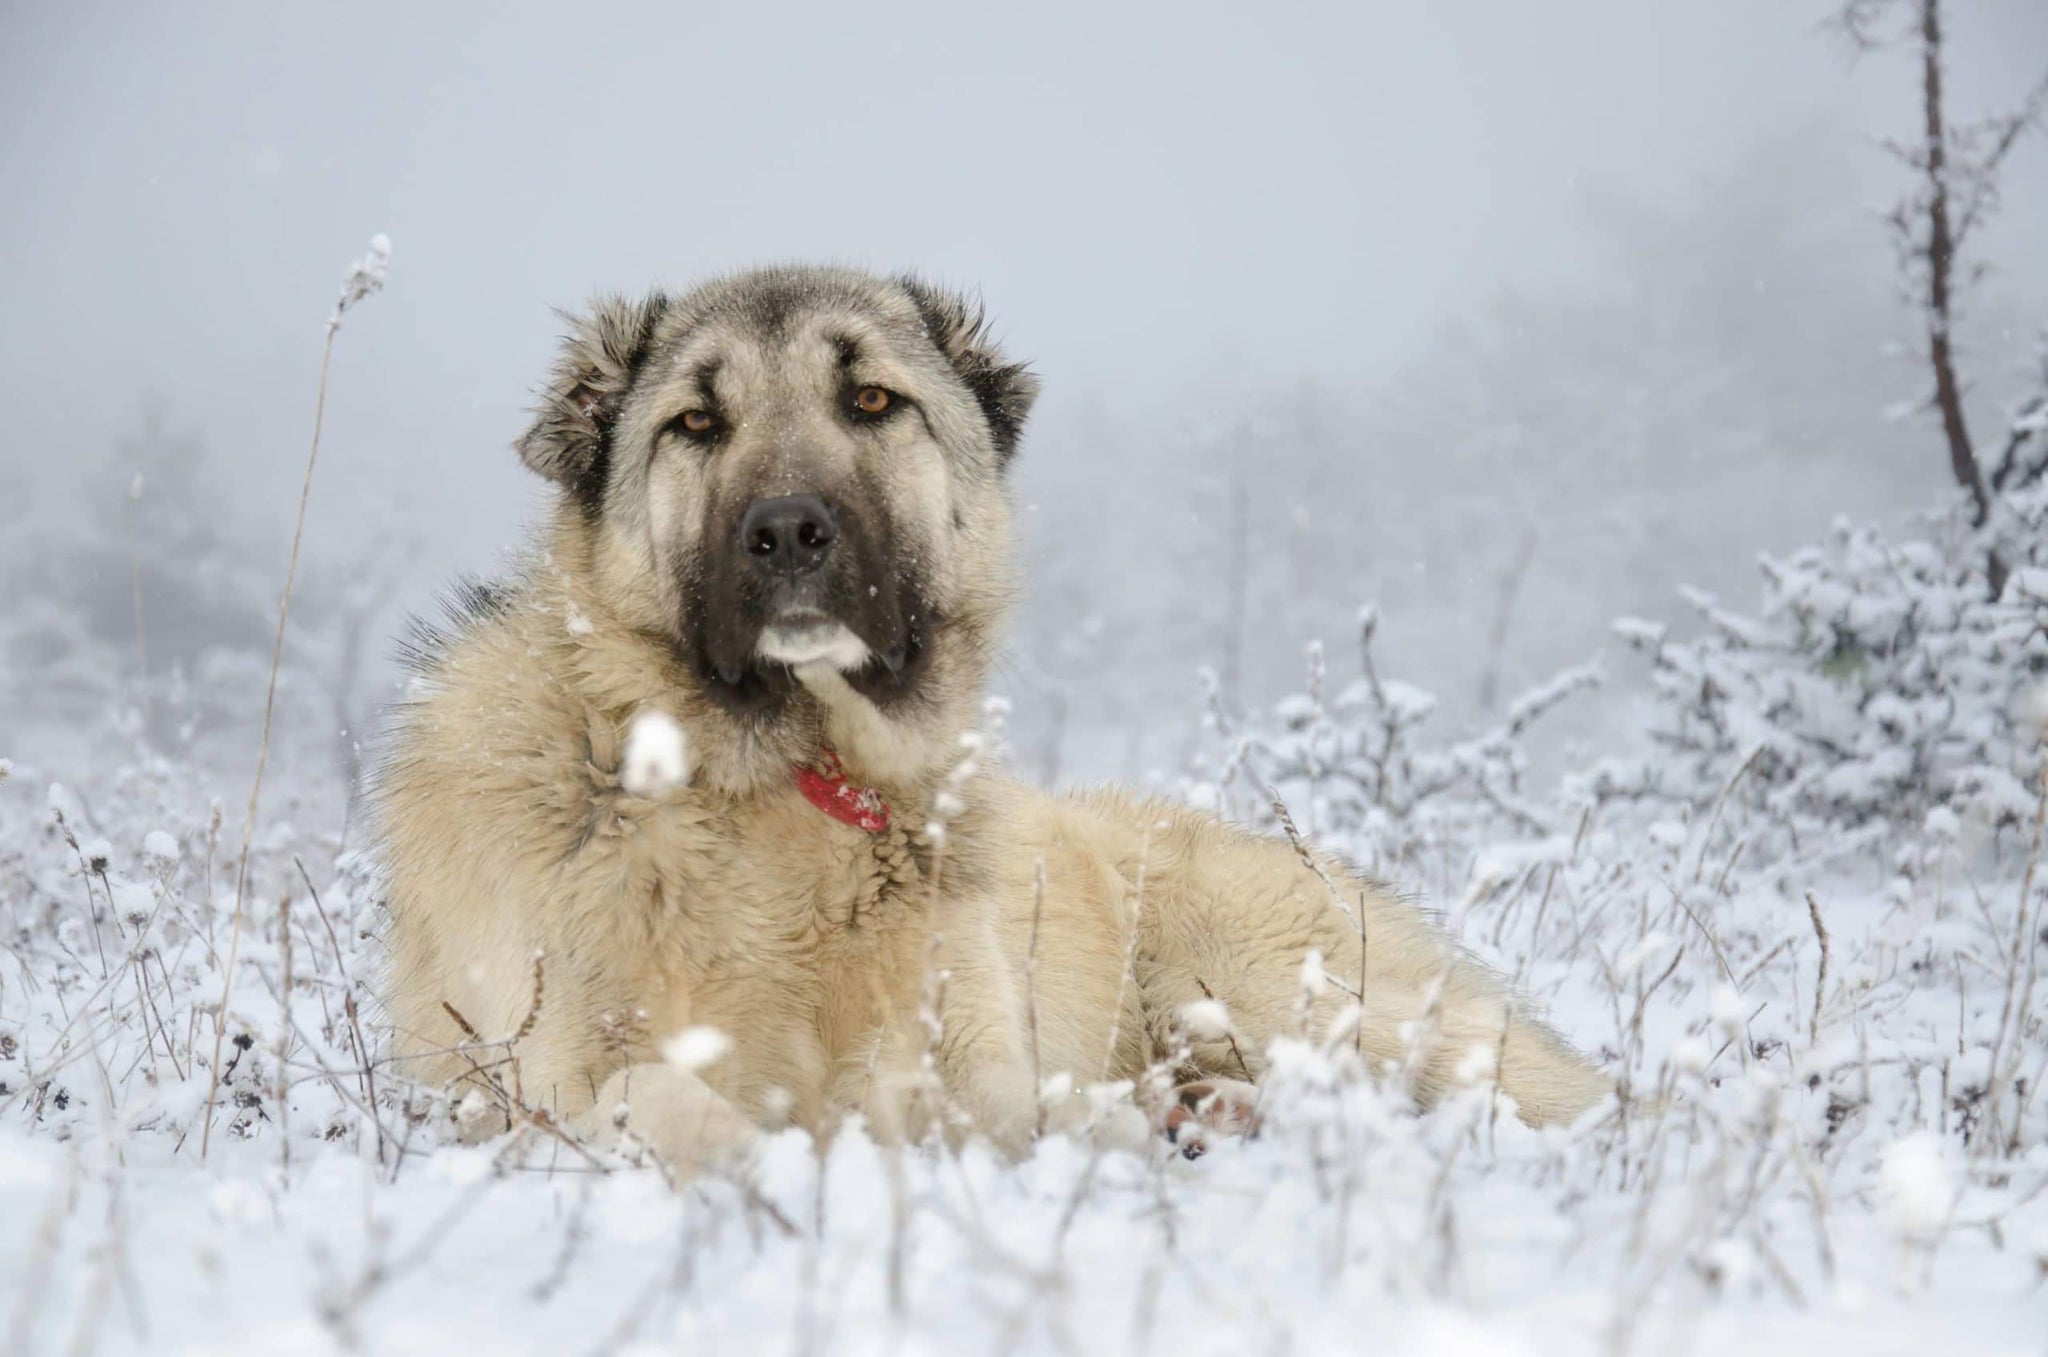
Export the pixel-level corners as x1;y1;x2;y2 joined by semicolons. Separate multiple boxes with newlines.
377;266;1606;1165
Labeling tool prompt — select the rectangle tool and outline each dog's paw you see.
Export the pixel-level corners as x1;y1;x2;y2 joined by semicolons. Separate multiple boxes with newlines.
1160;1079;1262;1159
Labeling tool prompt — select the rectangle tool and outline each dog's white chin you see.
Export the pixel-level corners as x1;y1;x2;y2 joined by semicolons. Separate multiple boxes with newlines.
757;621;871;671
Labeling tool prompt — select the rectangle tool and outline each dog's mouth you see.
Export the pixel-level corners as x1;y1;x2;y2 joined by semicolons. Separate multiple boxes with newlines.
755;609;881;672
691;589;929;716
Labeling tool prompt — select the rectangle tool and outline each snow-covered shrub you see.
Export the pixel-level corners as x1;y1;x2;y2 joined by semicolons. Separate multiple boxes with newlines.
1191;433;2047;1162
1595;488;2047;855
1194;608;1601;883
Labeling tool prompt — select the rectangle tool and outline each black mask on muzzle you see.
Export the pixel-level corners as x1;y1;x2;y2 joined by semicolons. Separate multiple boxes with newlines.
681;486;933;716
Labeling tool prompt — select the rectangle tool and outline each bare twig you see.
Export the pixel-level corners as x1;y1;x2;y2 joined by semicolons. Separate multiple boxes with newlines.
125;472;150;731
1193;977;1256;1084
1027;855;1046;1138
199;234;389;1160
441;1001;484;1044
277;892;293;1183
1264;785;1366;1002
514;951;547;1042
1845;0;2045;591
1805;890;1833;1046
1912;0;1995;552
295;855;384;1164
1989;764;2048;1154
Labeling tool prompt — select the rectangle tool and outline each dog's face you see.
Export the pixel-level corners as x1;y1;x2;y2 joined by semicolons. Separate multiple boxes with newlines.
516;266;1037;754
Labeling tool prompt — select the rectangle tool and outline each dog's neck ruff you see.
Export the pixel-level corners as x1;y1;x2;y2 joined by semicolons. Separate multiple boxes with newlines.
792;749;892;833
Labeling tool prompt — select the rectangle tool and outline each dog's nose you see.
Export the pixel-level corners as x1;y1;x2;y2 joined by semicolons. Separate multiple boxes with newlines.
739;493;839;577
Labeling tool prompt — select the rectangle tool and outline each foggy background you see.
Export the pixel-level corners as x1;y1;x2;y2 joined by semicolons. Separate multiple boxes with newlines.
4;0;2045;788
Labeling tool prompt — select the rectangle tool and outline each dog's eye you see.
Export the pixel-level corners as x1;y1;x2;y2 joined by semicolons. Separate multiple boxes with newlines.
669;409;719;439
851;386;893;417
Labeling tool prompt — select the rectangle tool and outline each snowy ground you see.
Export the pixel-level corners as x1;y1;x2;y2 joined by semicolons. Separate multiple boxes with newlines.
3;507;2046;1357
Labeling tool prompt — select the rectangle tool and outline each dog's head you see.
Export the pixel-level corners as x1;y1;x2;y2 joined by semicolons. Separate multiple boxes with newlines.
516;266;1037;785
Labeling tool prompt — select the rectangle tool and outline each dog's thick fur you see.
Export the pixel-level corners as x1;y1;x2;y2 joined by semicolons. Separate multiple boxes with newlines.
376;266;1607;1165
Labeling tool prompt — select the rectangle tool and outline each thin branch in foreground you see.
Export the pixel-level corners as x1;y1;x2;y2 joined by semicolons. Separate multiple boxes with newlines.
1027;855;1046;1138
277;892;293;1184
1264;784;1366;1003
1805;890;1833;1046
199;234;390;1161
296;855;385;1166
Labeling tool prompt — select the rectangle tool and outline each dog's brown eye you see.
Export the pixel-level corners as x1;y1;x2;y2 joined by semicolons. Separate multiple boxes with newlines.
678;409;717;435
852;386;892;416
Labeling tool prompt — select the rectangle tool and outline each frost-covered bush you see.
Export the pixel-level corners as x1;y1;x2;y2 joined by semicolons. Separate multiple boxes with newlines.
1192;445;2047;1162
1203;369;2048;882
1597;484;2048;859
1193;609;1600;885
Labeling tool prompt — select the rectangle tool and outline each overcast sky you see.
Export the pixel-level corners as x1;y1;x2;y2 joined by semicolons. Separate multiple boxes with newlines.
3;0;2044;587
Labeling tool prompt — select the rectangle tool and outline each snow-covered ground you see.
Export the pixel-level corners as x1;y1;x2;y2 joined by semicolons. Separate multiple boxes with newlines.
3;480;2045;1356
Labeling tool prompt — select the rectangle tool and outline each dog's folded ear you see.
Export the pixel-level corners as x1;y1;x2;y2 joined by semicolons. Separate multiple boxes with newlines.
898;277;1040;468
516;293;671;497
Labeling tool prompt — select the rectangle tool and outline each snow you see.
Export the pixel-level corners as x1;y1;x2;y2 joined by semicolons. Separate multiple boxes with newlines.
334;232;391;321
1176;998;1233;1041
620;707;693;797
2017;679;2048;741
661;1025;734;1073
1708;983;1748;1036
1879;1132;1957;1246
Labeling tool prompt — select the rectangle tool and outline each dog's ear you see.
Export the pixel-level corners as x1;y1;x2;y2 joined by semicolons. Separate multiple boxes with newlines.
516;292;670;495
899;277;1040;467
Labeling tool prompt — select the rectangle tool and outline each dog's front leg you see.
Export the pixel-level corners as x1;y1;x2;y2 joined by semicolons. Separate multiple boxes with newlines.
578;1062;759;1173
929;909;1044;1156
845;915;1042;1158
852;1021;1039;1158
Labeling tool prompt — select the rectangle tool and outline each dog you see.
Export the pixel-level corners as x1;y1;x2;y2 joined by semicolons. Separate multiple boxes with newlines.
375;265;1608;1167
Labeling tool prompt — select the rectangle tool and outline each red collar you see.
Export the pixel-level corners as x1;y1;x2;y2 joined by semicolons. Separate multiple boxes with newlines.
792;749;892;833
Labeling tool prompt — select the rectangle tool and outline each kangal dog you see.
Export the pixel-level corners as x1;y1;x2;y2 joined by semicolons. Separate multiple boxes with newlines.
376;266;1608;1166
